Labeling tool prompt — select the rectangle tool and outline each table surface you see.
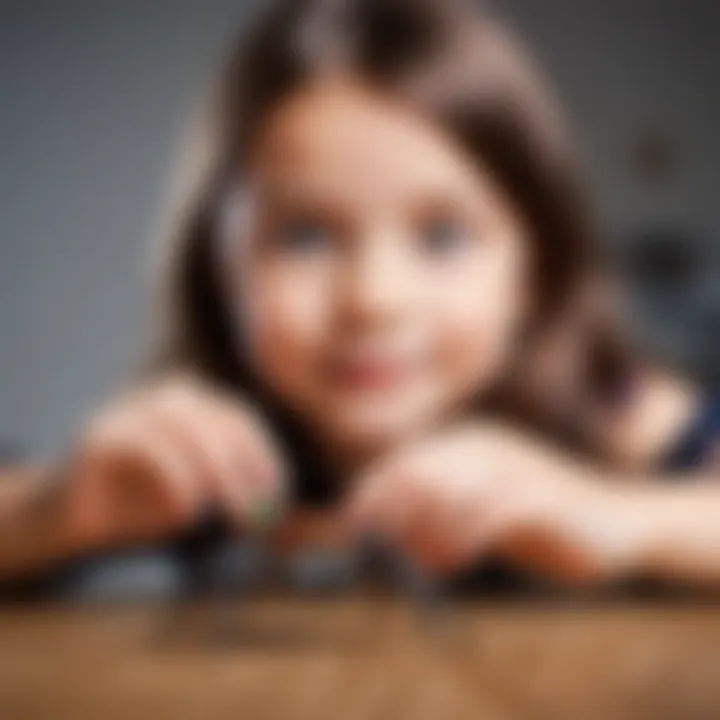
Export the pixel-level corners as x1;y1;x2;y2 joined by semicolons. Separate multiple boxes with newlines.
2;598;720;720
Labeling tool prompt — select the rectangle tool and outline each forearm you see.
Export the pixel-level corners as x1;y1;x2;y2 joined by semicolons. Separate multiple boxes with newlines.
0;465;79;583
621;474;720;585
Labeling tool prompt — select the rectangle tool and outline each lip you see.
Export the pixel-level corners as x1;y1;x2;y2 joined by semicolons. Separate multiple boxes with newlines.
326;355;420;390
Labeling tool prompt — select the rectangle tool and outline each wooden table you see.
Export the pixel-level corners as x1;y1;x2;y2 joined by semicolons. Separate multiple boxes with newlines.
2;598;720;720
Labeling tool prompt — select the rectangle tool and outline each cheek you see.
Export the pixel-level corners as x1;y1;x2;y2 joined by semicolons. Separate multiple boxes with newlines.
435;241;529;389
238;264;333;392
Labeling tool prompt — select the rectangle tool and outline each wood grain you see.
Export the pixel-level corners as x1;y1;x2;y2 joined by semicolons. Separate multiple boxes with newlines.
2;599;720;719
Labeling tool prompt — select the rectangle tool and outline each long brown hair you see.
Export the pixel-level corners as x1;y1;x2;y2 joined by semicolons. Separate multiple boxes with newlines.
149;0;629;496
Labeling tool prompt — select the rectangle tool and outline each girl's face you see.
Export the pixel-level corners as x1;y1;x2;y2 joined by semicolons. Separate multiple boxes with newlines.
227;80;530;457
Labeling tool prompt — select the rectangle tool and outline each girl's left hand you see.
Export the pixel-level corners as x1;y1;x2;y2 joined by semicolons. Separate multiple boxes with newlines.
344;424;645;585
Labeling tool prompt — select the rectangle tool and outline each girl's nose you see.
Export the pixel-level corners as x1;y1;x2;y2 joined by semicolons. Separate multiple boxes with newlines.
339;234;417;325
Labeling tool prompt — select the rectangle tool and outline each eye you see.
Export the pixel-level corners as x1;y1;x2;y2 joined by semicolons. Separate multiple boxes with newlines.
273;216;336;255
417;215;472;256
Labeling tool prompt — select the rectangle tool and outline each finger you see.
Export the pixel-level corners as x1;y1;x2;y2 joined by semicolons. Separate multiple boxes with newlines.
450;498;527;568
164;385;286;501
396;492;460;573
211;399;287;502
189;386;287;494
388;468;489;573
346;457;438;566
144;400;257;526
159;387;291;530
190;402;290;531
343;464;399;536
94;413;205;540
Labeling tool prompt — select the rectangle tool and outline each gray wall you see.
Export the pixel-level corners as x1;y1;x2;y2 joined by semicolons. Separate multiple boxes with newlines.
1;0;718;456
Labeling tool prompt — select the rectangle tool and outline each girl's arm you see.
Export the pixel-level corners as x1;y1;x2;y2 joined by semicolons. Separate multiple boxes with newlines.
344;425;720;589
596;371;720;584
0;379;286;586
0;465;78;583
619;474;720;585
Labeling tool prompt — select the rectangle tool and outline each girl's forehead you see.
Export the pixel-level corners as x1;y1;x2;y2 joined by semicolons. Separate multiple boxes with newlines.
249;79;496;204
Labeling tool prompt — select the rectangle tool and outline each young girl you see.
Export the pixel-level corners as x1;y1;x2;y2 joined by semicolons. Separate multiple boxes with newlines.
1;0;718;594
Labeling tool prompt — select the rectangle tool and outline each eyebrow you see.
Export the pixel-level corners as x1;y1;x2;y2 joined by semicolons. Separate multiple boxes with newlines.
253;178;484;219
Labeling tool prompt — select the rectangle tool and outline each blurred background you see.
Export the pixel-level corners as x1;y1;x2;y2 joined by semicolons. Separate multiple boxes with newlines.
1;0;718;460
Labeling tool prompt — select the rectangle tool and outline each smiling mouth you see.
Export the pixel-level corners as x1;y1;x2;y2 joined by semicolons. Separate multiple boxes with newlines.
325;355;421;390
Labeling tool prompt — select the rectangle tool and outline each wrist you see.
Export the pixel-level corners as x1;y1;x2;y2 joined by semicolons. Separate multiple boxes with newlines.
28;462;108;563
0;465;85;580
31;467;85;558
598;485;665;580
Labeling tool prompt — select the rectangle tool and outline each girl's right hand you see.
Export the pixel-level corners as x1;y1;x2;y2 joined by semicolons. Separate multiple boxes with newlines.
55;377;286;554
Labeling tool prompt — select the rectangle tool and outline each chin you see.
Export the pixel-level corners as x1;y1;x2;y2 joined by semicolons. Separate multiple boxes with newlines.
321;401;435;454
